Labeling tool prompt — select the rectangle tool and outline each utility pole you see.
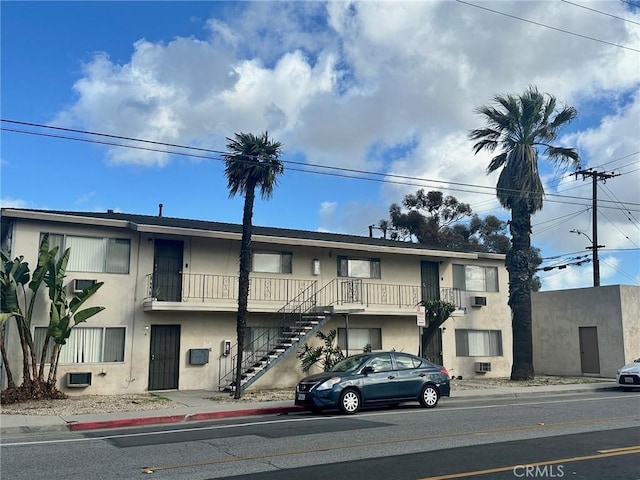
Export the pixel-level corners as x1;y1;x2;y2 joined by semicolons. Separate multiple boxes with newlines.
574;169;616;286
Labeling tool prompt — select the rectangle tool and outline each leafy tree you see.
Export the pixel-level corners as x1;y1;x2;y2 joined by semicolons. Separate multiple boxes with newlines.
297;329;345;373
380;189;511;253
222;132;284;399
1;234;105;403
469;86;579;380
386;189;472;245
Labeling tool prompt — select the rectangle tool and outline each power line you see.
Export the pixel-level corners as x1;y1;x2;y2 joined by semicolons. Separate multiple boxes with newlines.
561;0;640;25
3;120;639;212
600;257;640;285
601;182;640;230
591;150;640;170
574;169;619;286
536;257;591;271
599;206;640;248
456;0;640;53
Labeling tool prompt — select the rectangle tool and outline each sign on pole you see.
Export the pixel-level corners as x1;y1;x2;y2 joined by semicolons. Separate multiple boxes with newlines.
416;305;426;327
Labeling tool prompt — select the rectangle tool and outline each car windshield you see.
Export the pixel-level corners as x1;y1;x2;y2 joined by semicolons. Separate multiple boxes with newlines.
330;354;370;373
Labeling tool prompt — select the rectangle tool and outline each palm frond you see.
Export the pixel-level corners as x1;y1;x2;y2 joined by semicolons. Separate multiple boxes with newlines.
468;128;501;142
472;139;498;154
222;131;284;199
544;146;580;166
487;151;507;173
548;106;578;130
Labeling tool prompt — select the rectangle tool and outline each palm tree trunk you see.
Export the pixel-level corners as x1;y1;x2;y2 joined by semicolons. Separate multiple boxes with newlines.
507;202;535;380
234;180;257;399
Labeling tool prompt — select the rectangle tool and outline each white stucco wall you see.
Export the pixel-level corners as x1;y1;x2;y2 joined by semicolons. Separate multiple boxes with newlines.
2;212;513;395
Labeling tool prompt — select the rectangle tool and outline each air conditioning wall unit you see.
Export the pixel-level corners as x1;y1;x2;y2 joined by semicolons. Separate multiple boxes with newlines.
189;348;210;365
471;296;487;307
73;279;97;293
475;362;492;373
67;372;92;387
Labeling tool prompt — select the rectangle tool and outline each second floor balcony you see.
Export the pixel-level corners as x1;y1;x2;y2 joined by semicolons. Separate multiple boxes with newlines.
143;272;462;314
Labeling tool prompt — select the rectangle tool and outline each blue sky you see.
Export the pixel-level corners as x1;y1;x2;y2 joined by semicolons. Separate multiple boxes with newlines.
1;1;639;290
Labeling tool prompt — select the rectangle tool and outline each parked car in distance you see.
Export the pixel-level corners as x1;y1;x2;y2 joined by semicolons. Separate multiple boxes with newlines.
295;351;450;414
616;358;640;390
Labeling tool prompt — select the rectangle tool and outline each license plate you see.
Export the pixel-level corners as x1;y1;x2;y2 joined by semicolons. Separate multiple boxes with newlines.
624;377;634;383
297;393;306;401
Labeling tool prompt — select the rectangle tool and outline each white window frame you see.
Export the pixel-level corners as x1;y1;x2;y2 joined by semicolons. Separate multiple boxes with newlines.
40;232;131;274
455;329;503;357
453;264;498;292
34;326;126;364
337;256;381;279
252;251;292;274
337;327;382;351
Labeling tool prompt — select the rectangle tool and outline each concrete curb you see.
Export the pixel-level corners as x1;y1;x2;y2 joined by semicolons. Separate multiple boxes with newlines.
65;406;306;432
68;413;188;432
448;385;620;401
1;384;623;435
185;405;305;423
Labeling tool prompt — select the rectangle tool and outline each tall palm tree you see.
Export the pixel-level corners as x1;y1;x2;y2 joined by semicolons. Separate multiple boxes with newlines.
469;86;580;380
222;132;284;398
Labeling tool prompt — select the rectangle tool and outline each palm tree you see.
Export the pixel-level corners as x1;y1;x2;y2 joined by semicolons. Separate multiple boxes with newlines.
469;86;580;380
222;132;284;398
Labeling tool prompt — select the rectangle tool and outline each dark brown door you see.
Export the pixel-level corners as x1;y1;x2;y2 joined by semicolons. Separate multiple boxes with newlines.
579;326;600;374
148;325;181;390
153;240;183;301
423;328;443;366
421;261;440;302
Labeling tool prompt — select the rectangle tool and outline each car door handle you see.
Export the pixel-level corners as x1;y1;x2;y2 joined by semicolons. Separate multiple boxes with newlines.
419;373;426;377
388;375;395;380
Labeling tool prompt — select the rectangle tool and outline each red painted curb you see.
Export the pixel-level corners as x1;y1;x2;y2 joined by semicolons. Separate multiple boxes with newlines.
68;414;186;431
187;406;304;422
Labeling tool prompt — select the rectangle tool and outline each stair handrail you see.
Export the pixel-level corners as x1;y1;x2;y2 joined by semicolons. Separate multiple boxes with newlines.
218;279;340;390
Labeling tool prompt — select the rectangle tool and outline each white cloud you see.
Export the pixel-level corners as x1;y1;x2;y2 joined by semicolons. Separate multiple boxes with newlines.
54;1;638;171
0;197;29;208
47;1;639;286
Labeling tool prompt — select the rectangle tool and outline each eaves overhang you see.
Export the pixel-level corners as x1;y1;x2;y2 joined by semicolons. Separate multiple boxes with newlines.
1;208;497;261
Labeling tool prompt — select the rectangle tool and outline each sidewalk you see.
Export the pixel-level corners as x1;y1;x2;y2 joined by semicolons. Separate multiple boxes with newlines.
0;382;620;435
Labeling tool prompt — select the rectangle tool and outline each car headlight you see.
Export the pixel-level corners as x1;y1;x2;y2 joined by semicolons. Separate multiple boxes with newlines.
316;377;341;391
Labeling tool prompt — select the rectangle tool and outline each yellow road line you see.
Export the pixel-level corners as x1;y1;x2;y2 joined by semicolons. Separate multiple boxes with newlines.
598;445;640;453
139;415;637;473
419;447;640;480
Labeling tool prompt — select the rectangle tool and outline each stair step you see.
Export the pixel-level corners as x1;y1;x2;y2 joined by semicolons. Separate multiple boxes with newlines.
223;305;332;393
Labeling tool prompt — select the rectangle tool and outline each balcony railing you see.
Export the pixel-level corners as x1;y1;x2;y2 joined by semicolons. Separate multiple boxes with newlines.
144;273;461;310
145;273;315;303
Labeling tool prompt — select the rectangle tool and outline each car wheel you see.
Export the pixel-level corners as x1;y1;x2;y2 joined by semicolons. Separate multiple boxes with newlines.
419;384;439;408
339;388;361;414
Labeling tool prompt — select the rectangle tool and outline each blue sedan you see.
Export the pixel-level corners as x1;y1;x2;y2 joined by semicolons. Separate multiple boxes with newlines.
295;351;450;414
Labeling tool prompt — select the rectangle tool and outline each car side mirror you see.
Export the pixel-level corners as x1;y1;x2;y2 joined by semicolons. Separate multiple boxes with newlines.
362;366;374;375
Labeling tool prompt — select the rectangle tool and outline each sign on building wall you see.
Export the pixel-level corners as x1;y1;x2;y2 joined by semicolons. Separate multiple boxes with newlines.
417;305;426;327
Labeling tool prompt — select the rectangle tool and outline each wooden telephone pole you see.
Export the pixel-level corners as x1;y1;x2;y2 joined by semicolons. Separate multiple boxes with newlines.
574;169;617;286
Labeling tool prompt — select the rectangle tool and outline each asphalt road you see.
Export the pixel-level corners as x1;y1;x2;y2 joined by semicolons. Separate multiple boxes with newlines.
1;390;638;480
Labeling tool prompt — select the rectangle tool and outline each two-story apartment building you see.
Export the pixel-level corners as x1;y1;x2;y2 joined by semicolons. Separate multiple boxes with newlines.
1;208;512;395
